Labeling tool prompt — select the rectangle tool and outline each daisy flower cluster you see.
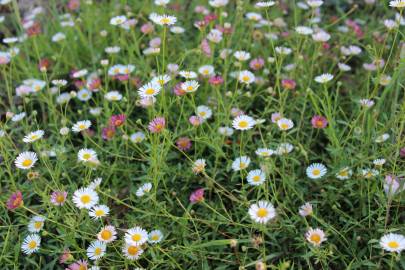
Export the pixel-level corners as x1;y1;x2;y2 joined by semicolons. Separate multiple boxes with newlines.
0;0;404;269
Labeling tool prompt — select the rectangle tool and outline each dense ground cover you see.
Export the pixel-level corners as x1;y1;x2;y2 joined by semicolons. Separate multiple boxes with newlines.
0;0;404;269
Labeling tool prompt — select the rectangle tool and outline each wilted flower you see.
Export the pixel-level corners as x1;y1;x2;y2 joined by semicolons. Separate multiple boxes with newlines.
189;188;205;203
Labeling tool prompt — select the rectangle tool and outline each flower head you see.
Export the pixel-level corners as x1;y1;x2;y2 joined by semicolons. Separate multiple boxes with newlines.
306;228;327;246
148;117;166;133
189;188;205;203
7;191;23;210
248;201;276;224
311;115;328;129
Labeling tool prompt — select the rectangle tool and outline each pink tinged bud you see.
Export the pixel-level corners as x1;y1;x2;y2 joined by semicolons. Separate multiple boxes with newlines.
189;188;205;203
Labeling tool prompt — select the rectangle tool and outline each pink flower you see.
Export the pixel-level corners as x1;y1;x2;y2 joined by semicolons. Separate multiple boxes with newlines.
190;188;205;203
249;58;265;71
209;75;224;86
141;23;154;34
400;147;405;158
176;137;192;151
66;260;88;270
6;191;23;210
230;108;245;118
148;117;166;133
0;54;10;65
114;74;130;81
67;0;80;11
102;126;116;140
281;79;296;90
204;13;217;24
189;116;204;126
109;114;126;127
271;112;282;123
173;83;186;96
149;37;161;48
59;249;72;264
88;78;101;91
311;115;328;129
200;39;211;57
50;191;68;206
38;58;51;71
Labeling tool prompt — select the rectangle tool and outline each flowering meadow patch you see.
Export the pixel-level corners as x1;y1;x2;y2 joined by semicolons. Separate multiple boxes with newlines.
0;0;405;269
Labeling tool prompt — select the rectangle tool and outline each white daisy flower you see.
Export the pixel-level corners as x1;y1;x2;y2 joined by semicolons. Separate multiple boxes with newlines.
122;243;144;260
255;148;274;157
77;89;92;101
192;159;206;174
130;132;146;143
136;183;153;197
306;0;323;8
306;228;327;246
234;50;251;61
373;158;386;166
151;74;171;86
51;32;66;42
232;115;256;130
23;130;44;143
390;0;405;8
138;82;161;98
299;202;313;217
336;167;352;180
104;91;122;101
87;240;106;260
231;156;251;171
77;148;98;163
125;227;149;246
148;230;163;244
11;112;26;122
27;216;45;233
72;187;99;209
21;234;41;255
248;201;276;224
72;120;91;132
15;151;38;170
181;80;200;93
314;73;333;84
198;65;215;76
247;169;266;186
150;13;177;26
238;70;255;84
380;233;405;253
89;204;110;219
196;105;212;120
255;1;276;8
97;225;117;243
275;143;294;155
296;26;313;35
179;70;197;79
306;163;327;179
110;15;127;25
218;126;234;136
277;118;294;131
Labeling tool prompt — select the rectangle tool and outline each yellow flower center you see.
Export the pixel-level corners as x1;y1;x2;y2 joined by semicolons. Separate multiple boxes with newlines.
95;209;105;216
22;159;33;167
56;194;65;203
79;124;86;129
242;75;250;82
145;88;155;95
161;18;170;24
132;233;142;242
187;86;194;91
388;241;399;248
128;245;139;255
101;230;112;240
30;135;38;140
80;195;91;204
239;162;247;169
238;121;248;128
151;235;159;241
252;175;261;182
310;233;321;244
94;247;102;255
83;153;91;160
280;123;289;130
339;170;348;177
257;208;268;218
34;221;42;229
28;241;37;249
312;169;320;176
